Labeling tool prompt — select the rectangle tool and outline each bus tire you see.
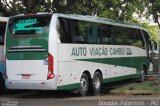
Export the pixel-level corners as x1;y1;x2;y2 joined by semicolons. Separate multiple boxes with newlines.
137;69;145;82
79;73;89;96
92;72;102;95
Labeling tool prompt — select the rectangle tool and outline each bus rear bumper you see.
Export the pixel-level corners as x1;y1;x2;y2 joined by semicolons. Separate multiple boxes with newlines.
5;78;57;90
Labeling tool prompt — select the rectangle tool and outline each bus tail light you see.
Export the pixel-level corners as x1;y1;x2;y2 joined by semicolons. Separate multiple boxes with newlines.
47;53;54;80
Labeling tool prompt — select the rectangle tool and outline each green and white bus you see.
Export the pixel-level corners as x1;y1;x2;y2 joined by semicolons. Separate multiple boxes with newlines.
5;13;152;95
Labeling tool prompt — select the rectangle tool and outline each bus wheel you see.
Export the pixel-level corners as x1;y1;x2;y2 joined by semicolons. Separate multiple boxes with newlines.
79;73;89;96
92;72;102;95
137;69;145;82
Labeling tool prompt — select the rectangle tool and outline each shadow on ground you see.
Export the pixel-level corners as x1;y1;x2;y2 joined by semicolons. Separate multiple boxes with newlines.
17;79;137;99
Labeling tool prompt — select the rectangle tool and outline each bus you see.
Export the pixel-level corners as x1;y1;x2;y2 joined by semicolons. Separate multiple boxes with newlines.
0;16;8;93
5;13;153;95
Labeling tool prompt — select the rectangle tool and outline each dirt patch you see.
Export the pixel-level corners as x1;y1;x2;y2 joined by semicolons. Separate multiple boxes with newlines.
145;76;158;81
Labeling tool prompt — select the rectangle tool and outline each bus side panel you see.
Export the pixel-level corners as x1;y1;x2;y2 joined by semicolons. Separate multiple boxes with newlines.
57;62;71;88
57;44;144;90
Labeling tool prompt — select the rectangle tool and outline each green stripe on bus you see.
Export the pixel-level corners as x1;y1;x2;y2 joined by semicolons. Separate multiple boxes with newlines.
57;83;80;90
76;56;149;69
57;74;138;90
103;74;138;83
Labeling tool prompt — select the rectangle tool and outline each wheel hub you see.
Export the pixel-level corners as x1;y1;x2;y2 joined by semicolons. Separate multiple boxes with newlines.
80;78;87;91
94;76;100;89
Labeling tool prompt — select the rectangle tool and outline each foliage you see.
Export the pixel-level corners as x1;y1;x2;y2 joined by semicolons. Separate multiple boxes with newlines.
63;0;146;21
131;18;159;42
141;23;159;42
144;0;160;28
0;0;52;16
0;0;145;21
0;0;159;41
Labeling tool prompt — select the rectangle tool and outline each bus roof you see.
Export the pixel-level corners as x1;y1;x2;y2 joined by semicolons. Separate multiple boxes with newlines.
0;16;9;22
57;13;141;29
9;13;141;29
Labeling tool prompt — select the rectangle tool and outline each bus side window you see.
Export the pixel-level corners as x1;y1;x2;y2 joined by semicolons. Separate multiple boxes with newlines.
89;23;99;44
79;21;99;44
99;24;111;44
101;37;109;44
72;36;84;43
85;26;91;43
68;19;84;44
142;30;150;52
57;18;71;43
130;29;145;49
110;26;124;45
132;40;144;48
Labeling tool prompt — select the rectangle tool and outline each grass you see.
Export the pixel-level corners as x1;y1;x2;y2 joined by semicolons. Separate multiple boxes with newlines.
110;80;160;95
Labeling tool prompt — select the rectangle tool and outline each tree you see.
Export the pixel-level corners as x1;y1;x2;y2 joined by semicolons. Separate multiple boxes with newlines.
0;0;12;16
0;0;145;22
68;0;145;21
0;0;52;16
142;0;160;86
0;0;159;41
145;0;160;28
147;0;160;79
0;0;158;42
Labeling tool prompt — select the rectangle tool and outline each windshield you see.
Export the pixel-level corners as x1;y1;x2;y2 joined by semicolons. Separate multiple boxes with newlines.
8;14;52;35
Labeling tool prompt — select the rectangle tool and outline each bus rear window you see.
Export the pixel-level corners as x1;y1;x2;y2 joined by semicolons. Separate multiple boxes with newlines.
8;15;52;35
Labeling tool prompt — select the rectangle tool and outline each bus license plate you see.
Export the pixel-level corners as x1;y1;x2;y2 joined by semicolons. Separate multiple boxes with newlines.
22;75;30;79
